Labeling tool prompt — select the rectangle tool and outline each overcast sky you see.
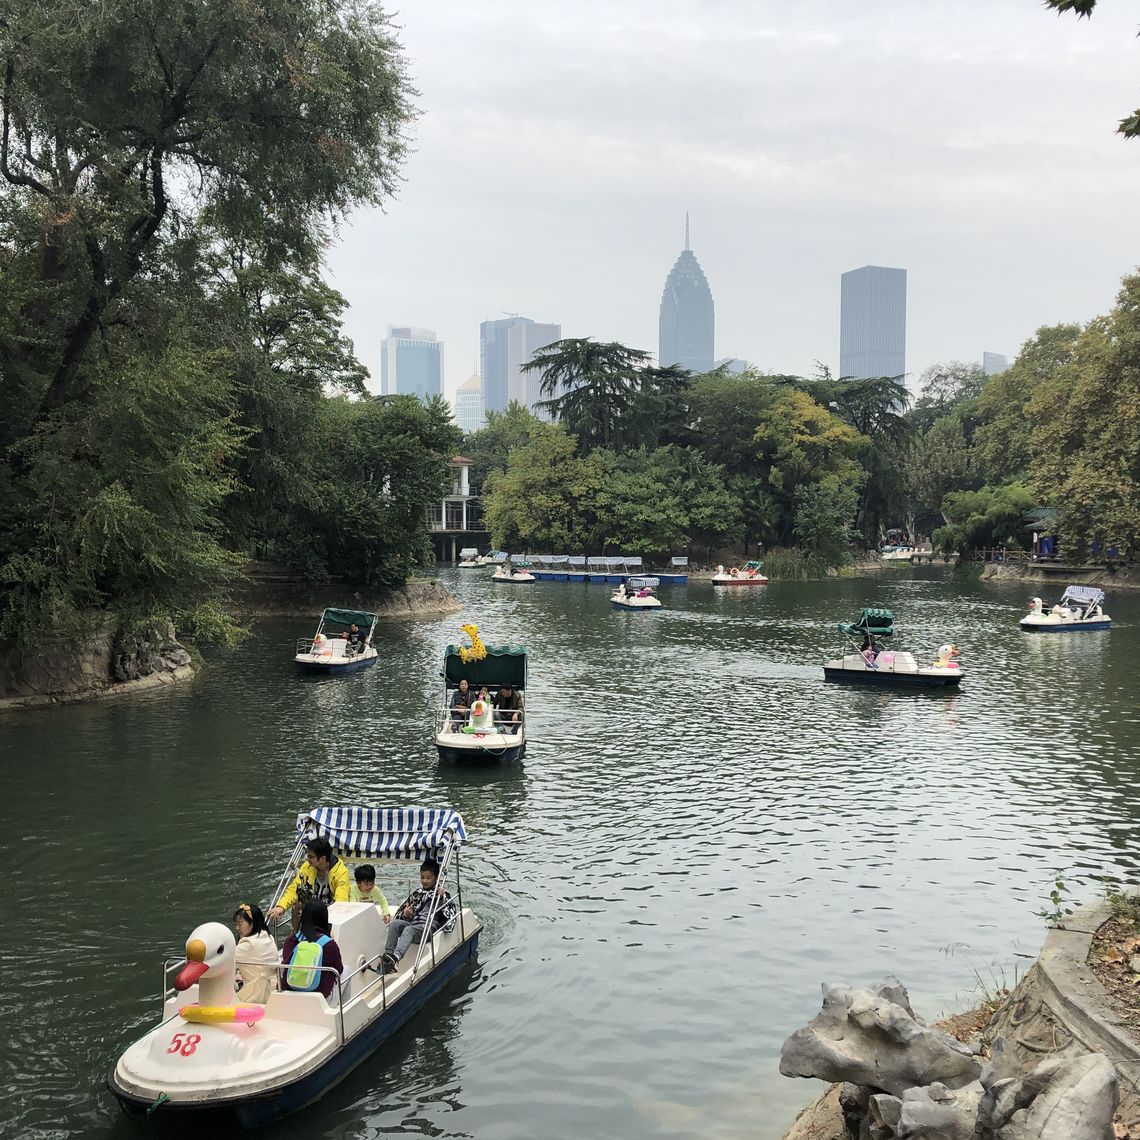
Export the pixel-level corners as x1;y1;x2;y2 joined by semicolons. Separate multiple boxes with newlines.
325;0;1140;400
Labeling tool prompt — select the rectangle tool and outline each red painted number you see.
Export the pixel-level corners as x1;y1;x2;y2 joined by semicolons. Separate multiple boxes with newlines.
166;1032;201;1056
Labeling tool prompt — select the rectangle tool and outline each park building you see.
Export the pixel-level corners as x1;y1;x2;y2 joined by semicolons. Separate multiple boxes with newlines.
839;266;906;381
380;326;443;400
426;456;488;562
659;216;715;373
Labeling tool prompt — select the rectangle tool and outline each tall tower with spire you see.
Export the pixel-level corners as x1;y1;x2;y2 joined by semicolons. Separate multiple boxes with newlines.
658;214;715;373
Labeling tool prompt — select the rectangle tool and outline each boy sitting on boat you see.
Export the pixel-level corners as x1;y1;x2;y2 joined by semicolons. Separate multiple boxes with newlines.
380;859;457;974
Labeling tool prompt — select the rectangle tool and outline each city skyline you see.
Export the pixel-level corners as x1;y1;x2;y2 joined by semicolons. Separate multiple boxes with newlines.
659;216;716;374
378;326;443;400
324;2;1138;407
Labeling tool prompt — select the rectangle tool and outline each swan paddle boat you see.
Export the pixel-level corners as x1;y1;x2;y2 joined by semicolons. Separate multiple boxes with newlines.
435;630;526;762
712;560;768;586
822;608;963;689
294;608;378;674
108;806;480;1128
457;547;483;568
1020;586;1111;632
491;558;535;584
611;576;663;610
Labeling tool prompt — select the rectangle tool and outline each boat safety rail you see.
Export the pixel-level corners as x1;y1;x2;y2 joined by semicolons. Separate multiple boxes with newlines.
435;702;525;735
409;831;461;980
296;638;316;654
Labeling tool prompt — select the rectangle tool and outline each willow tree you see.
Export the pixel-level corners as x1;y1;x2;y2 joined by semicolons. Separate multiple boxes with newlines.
0;0;417;640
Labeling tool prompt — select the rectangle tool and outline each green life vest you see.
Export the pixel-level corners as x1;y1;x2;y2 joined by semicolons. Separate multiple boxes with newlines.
286;933;331;991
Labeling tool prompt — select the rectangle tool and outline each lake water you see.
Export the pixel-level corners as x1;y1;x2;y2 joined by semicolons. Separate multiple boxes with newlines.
3;568;1139;1139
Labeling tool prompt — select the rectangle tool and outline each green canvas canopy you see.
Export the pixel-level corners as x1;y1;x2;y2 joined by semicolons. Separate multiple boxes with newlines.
837;608;894;637
444;644;527;689
321;608;378;630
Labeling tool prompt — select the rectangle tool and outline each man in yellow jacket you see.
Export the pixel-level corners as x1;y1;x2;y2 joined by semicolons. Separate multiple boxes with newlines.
267;837;351;921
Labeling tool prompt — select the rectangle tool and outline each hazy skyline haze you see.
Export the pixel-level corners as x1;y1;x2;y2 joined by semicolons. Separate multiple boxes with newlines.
325;0;1140;402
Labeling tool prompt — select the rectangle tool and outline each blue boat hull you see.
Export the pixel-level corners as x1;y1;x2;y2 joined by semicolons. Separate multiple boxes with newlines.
108;931;480;1129
823;666;961;689
1018;621;1112;633
296;656;378;675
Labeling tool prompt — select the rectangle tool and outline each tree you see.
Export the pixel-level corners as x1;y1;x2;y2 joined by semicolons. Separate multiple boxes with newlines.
463;402;546;495
909;361;985;435
1045;1;1140;137
1029;275;1140;557
934;482;1036;554
526;338;650;451
481;425;605;551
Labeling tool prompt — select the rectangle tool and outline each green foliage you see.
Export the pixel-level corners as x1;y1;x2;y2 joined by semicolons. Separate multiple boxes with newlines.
527;338;653;452
933;481;1036;554
463;402;547;495
1035;869;1076;929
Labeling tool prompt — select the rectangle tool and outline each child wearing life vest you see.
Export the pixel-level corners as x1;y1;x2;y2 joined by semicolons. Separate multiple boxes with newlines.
280;902;343;999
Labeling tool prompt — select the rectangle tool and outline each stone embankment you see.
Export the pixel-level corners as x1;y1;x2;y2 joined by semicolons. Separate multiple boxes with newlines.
0;570;461;710
780;900;1140;1139
0;618;194;711
982;562;1140;589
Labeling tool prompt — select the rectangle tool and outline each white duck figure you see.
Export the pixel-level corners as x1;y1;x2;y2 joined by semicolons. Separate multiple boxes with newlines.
933;643;961;669
175;921;239;1008
466;697;498;734
1027;597;1044;616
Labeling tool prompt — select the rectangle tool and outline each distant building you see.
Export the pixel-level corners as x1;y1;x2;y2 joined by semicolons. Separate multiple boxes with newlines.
659;216;715;373
454;372;485;435
507;320;562;414
839;266;906;380
426;456;487;562
380;326;443;400
714;357;751;374
480;316;562;415
983;352;1009;376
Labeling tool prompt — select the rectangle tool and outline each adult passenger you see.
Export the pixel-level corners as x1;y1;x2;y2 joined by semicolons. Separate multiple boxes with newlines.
344;622;366;654
449;678;473;728
267;837;351;923
280;902;343;1000
492;683;523;733
233;903;278;1003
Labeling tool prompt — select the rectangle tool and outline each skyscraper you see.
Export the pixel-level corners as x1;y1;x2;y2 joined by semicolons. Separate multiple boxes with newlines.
982;352;1009;376
839;266;907;380
659;216;715;373
480;316;562;414
380;326;443;400
454;372;485;434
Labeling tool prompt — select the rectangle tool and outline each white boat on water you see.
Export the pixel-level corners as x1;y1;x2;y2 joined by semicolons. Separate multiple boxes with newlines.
108;807;481;1128
1020;586;1111;632
491;558;535;584
293;608;379;674
457;547;482;569
434;635;527;762
712;560;768;586
879;544;914;562
822;608;963;689
611;576;662;610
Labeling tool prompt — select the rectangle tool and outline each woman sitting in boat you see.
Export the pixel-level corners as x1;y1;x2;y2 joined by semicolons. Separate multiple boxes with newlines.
280;902;343;1000
233;903;278;1004
859;633;879;663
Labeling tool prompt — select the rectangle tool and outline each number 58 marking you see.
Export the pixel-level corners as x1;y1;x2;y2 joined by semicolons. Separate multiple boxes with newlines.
166;1032;201;1056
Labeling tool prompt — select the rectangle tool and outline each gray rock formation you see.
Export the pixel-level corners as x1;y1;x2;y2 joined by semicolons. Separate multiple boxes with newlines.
779;978;982;1097
977;1053;1118;1140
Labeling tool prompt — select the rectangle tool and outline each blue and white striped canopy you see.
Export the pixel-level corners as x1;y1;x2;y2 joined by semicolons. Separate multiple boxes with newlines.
297;806;467;860
1060;585;1105;606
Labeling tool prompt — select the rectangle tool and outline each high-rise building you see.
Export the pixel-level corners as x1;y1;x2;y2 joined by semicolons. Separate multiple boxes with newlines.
839;266;907;380
380;326;443;400
480;316;562;414
659;216;715;373
454;372;485;434
982;352;1009;376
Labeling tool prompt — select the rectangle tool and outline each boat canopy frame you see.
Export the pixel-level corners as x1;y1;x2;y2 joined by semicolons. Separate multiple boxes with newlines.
837;607;895;639
316;608;378;637
1058;585;1106;617
625;576;659;589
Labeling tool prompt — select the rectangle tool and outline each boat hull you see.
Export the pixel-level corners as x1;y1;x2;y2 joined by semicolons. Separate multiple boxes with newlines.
611;598;661;610
490;575;535;584
108;931;480;1129
711;578;768;586
1019;618;1111;633
823;665;961;688
295;655;378;675
436;735;525;763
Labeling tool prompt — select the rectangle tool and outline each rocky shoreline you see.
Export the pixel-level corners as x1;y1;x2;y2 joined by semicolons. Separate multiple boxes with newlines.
780;899;1140;1138
0;574;461;711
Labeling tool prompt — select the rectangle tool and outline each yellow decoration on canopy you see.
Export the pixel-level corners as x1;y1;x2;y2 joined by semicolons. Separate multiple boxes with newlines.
458;623;487;663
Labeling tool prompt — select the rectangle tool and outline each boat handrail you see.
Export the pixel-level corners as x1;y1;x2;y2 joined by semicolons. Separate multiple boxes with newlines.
159;958;348;1045
409;835;460;981
435;703;526;735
